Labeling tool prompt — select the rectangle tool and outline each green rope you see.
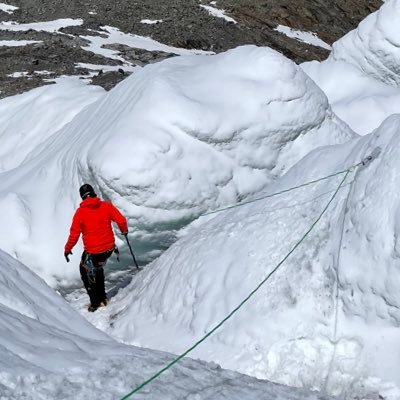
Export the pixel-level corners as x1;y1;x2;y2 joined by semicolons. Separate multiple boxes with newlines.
119;168;352;400
201;163;363;217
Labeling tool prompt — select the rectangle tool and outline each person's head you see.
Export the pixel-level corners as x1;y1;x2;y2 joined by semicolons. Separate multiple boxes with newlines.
79;183;97;200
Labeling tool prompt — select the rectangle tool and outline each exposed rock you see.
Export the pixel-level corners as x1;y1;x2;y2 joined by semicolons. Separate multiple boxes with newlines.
0;0;383;98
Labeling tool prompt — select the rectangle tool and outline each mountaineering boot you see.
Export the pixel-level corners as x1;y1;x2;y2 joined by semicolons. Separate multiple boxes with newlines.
99;299;108;307
87;304;98;312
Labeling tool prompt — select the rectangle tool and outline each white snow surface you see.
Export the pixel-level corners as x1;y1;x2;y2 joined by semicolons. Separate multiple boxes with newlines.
200;4;237;24
80;25;213;63
0;3;18;14
302;0;400;134
0;45;354;286
0;79;104;173
100;115;400;400
0;39;41;47
0;1;399;399
0;18;83;32
274;25;331;50
140;19;163;24
0;249;332;399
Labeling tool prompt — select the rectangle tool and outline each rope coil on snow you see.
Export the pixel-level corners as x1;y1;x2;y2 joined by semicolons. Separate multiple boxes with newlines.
119;151;379;400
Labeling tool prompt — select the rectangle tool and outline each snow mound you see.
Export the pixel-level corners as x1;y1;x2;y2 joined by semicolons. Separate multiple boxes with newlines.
103;115;400;400
0;249;106;340
0;250;331;399
0;79;104;173
330;0;400;86
0;45;354;285
302;0;400;135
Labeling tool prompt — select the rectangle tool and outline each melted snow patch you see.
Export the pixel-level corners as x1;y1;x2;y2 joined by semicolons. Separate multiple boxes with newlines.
0;18;83;32
76;62;137;73
275;25;331;50
7;70;53;78
80;25;213;63
0;3;18;14
200;4;237;24
140;19;163;24
0;40;41;47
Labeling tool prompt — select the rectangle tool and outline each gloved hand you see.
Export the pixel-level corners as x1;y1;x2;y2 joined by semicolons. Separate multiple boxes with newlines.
64;251;72;262
122;232;128;237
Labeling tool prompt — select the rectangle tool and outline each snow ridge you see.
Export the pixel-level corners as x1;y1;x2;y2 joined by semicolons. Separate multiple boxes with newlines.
0;45;354;285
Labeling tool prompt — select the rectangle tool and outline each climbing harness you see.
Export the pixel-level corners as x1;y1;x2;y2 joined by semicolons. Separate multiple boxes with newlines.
83;254;98;284
118;151;380;399
84;247;120;283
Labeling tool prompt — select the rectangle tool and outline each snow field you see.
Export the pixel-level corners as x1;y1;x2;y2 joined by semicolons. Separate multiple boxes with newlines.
0;250;335;399
0;45;354;285
1;1;400;398
102;116;400;399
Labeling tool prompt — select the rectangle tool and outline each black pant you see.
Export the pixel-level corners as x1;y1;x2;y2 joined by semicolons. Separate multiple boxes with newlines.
80;250;113;307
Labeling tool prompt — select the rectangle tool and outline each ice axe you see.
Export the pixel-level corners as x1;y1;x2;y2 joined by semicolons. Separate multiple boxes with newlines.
124;234;139;270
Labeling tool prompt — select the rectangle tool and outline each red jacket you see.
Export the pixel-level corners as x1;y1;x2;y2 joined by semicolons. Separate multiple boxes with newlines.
65;197;128;255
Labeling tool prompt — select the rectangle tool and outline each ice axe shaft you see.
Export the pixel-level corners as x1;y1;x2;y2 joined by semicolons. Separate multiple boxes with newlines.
125;235;139;270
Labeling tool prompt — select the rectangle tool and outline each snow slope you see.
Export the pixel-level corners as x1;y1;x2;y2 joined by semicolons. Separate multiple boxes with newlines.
0;249;335;400
0;45;354;285
302;0;400;135
0;79;104;173
100;115;400;400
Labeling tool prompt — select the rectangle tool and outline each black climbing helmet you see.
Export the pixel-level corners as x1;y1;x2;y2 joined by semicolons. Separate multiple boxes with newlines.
79;183;97;200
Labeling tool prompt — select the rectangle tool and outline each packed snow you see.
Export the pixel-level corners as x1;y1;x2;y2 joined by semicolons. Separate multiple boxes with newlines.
274;25;331;50
0;79;104;173
1;250;332;399
1;1;400;399
200;4;237;24
99;116;400;400
0;18;83;32
302;0;400;134
0;45;354;286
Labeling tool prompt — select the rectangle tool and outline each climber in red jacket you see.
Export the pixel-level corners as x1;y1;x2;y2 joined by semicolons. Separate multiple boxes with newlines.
64;183;128;312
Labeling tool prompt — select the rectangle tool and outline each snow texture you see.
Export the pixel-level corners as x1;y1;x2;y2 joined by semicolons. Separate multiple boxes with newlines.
302;0;400;134
330;0;400;86
0;249;334;400
102;115;400;400
0;45;354;286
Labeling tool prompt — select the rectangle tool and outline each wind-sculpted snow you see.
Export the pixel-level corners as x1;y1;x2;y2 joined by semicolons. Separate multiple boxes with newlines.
103;116;400;400
0;79;104;173
330;0;400;86
0;250;333;399
0;46;354;285
302;0;400;135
